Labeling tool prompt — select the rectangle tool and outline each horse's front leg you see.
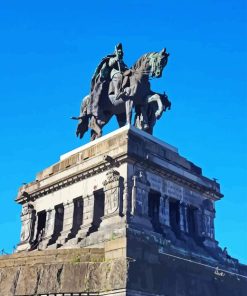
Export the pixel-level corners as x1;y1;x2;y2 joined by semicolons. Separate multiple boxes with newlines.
148;93;163;119
125;99;133;125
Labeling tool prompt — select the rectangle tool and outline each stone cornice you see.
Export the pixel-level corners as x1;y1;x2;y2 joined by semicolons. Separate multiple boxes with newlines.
16;154;127;204
127;155;223;201
16;126;223;203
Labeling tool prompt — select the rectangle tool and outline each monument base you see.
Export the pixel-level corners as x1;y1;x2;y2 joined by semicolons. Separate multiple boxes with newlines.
7;125;247;295
1;238;247;296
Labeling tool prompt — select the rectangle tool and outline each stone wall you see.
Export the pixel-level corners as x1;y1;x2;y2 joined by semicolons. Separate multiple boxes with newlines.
1;242;246;296
127;236;247;296
0;248;126;296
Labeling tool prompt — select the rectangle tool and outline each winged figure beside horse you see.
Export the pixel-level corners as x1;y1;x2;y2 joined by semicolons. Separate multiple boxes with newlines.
72;43;171;141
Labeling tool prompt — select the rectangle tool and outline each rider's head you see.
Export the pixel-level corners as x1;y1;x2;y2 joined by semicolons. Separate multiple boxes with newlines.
115;43;123;59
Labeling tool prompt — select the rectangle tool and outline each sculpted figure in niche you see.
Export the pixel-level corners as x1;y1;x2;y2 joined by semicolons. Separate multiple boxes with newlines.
20;203;35;243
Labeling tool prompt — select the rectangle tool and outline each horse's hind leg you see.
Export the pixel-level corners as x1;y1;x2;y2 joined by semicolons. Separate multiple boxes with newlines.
90;113;113;141
125;100;133;125
90;130;98;141
140;103;149;131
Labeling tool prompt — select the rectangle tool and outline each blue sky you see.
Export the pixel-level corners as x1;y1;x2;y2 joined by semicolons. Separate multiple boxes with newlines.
0;1;246;263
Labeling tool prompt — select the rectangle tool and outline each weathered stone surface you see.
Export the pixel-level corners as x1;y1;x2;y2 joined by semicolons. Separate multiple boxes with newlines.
0;249;126;296
126;233;247;296
1;244;246;296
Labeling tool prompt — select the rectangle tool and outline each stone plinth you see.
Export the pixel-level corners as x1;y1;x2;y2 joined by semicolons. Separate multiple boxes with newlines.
1;242;247;296
16;125;222;252
9;125;247;295
0;246;126;296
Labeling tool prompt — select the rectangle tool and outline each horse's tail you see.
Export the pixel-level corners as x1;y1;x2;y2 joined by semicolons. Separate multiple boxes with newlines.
73;95;91;139
76;115;89;139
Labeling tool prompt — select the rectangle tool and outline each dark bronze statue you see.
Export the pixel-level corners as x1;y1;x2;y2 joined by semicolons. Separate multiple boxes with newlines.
72;44;171;140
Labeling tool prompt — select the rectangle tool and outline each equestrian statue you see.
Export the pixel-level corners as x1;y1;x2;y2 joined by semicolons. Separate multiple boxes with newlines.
72;43;171;141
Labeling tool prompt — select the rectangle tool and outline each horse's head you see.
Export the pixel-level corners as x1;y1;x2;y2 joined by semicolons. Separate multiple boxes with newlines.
132;48;169;78
149;48;169;78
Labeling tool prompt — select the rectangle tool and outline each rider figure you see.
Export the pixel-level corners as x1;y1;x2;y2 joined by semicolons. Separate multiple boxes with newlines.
89;43;128;118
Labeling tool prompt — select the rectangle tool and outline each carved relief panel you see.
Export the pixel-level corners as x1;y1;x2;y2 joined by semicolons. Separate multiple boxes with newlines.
103;169;123;217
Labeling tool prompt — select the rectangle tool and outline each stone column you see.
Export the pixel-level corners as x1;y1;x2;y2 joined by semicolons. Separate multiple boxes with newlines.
203;210;215;239
56;201;74;246
159;195;166;227
194;207;203;237
160;194;170;227
72;195;94;243
202;208;217;248
183;203;188;233
179;202;189;233
40;208;56;249
129;170;152;230
131;175;137;216
131;170;150;217
163;195;170;227
132;173;149;217
123;179;130;216
32;215;39;244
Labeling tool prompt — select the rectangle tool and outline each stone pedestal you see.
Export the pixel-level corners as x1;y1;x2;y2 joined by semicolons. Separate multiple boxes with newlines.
15;125;222;251
12;125;247;295
55;201;74;246
40;208;56;249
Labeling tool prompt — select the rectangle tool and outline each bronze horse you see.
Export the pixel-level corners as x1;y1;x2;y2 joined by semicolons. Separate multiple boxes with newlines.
73;49;170;140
